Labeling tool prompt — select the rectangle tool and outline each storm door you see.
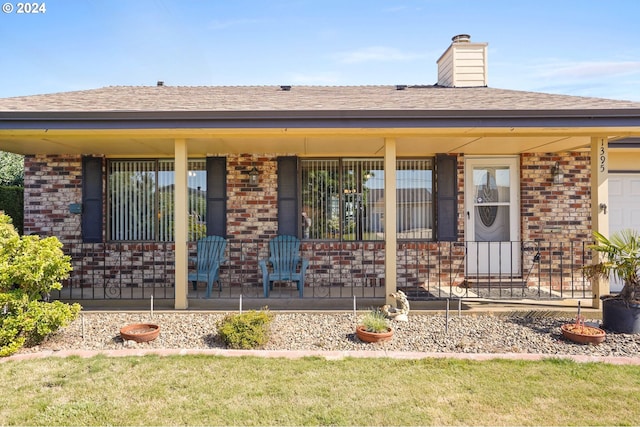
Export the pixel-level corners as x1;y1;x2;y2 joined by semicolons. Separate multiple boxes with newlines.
465;157;520;275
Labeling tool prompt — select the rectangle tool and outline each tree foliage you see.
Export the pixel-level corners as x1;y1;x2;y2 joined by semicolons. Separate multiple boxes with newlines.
0;186;24;234
0;152;24;186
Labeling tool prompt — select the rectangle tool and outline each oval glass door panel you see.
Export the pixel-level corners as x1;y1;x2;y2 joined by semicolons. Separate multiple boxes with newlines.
465;158;520;276
473;166;509;242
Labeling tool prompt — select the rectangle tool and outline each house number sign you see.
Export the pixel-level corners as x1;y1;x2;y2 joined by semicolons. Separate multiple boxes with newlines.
599;140;607;173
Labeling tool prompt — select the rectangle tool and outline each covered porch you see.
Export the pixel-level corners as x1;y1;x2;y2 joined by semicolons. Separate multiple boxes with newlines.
3;87;640;311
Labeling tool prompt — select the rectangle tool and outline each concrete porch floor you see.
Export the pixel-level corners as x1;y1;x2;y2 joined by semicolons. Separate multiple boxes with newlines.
54;279;599;317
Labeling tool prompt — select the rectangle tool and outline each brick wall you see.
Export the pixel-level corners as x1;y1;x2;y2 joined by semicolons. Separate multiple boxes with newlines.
224;154;279;286
23;152;592;295
521;152;591;242
23;154;83;240
226;154;278;240
520;152;592;291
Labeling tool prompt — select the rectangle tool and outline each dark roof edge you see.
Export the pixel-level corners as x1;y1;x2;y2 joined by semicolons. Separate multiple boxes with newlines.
1;109;639;130
610;137;640;148
2;108;640;119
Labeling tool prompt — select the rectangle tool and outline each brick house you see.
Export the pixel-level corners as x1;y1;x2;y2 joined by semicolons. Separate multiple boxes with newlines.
1;35;640;309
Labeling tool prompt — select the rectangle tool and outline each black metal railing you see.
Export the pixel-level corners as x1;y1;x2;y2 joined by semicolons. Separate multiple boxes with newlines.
52;239;593;301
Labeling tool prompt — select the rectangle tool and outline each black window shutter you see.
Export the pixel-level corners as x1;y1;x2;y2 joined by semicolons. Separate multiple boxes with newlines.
277;156;298;236
206;157;227;238
435;154;458;241
82;156;103;243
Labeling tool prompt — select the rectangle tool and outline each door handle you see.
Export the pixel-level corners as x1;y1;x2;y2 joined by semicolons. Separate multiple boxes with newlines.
599;203;607;215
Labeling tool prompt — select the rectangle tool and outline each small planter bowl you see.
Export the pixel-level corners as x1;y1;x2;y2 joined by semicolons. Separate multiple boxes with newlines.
120;323;160;343
355;325;393;343
561;323;606;345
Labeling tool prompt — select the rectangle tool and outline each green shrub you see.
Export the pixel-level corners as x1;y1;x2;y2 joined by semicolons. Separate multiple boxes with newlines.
0;214;72;299
0;291;81;356
0;213;18;242
0;213;81;357
217;309;274;349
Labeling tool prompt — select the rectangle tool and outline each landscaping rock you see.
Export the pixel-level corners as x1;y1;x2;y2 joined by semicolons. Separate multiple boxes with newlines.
15;312;640;358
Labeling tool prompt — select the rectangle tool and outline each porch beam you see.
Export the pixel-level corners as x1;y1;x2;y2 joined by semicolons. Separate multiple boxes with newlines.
384;138;397;304
174;138;189;309
590;136;609;309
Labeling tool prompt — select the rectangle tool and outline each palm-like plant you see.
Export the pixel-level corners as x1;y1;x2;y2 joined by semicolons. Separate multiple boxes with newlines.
583;229;640;304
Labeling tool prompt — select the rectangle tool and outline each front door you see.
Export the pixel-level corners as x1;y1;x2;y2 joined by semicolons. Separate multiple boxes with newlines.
465;157;520;275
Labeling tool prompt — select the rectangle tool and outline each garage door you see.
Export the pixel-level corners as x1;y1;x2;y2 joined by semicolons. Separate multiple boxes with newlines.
608;173;640;291
609;173;640;234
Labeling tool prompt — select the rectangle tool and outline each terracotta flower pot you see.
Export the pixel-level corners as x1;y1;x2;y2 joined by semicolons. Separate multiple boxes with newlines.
355;325;393;343
120;323;160;343
560;323;606;345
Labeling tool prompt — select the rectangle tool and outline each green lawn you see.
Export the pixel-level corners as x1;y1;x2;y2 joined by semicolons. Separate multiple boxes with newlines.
1;355;639;426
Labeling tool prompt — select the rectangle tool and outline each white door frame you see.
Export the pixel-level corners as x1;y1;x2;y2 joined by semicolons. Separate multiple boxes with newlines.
464;156;521;276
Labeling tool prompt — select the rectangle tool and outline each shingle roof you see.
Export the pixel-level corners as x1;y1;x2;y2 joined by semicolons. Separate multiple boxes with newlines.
1;85;639;112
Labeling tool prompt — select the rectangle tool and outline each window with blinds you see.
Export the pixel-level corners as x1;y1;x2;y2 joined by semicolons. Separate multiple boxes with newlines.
396;159;434;239
301;158;433;241
108;159;207;241
301;159;340;240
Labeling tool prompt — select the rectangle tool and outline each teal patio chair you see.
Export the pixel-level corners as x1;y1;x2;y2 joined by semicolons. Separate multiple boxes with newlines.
259;235;309;298
188;235;227;298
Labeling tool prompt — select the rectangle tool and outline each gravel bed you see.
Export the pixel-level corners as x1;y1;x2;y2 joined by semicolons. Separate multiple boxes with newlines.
16;311;640;358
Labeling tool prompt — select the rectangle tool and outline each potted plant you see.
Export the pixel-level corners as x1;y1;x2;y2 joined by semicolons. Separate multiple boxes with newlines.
355;308;393;343
560;303;606;344
583;229;640;333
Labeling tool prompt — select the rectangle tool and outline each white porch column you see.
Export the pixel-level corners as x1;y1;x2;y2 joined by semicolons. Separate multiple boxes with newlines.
174;139;189;309
384;138;397;304
590;137;609;309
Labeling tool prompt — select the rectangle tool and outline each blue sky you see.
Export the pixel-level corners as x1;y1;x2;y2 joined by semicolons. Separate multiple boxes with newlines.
1;0;640;101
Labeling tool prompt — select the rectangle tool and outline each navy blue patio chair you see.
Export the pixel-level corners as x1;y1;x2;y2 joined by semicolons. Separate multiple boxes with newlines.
188;235;227;298
259;235;309;298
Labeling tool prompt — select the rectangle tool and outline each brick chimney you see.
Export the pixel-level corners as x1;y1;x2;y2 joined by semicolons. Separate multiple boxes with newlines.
437;34;488;87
